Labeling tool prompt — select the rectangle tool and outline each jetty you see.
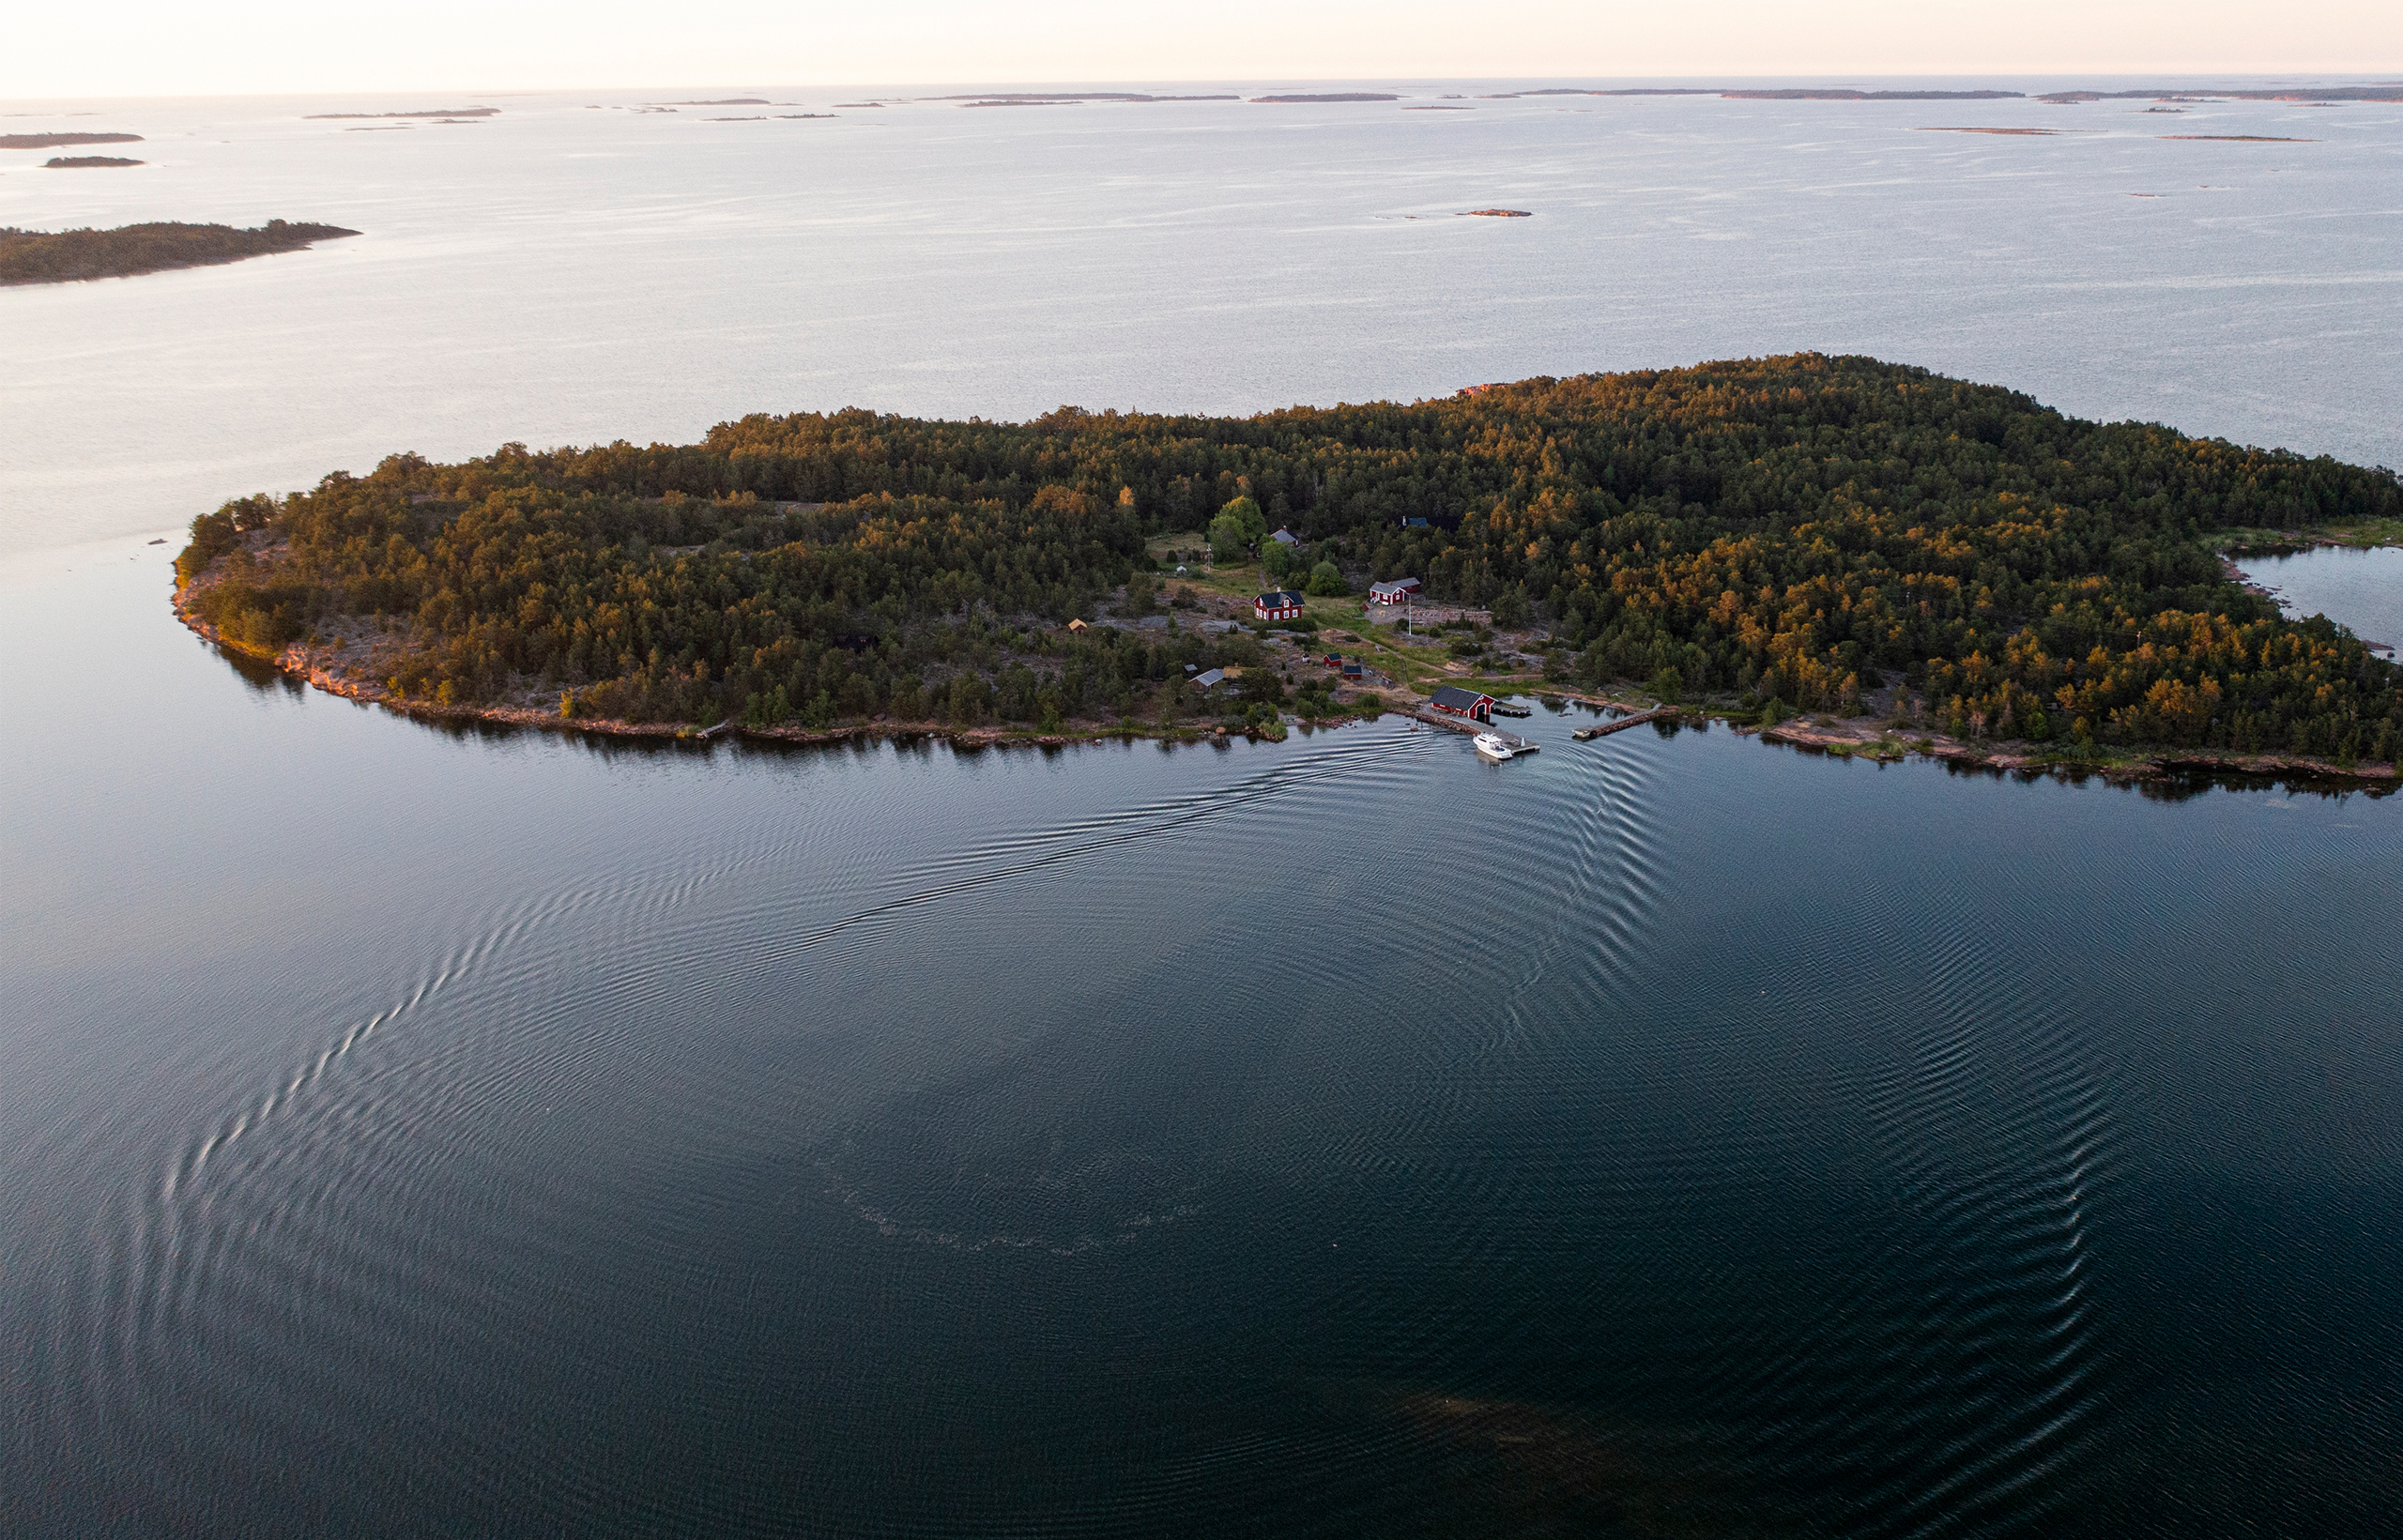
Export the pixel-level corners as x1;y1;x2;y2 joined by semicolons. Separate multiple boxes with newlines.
1573;707;1674;740
1407;706;1538;757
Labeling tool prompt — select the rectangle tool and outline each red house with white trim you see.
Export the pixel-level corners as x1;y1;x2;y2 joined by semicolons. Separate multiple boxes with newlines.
1368;577;1421;605
1427;684;1495;723
1253;589;1305;621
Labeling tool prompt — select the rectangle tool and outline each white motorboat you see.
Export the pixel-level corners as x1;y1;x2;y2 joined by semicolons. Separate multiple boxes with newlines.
1474;731;1536;762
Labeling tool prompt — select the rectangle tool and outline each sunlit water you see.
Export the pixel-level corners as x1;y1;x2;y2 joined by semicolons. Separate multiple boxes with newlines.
4;80;2402;1537
4;81;2401;556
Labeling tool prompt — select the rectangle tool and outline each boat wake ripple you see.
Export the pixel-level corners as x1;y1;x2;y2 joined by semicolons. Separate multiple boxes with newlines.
1728;892;2122;1536
91;727;1440;1483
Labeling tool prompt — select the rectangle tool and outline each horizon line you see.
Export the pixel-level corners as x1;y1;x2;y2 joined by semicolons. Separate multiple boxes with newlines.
9;70;2403;105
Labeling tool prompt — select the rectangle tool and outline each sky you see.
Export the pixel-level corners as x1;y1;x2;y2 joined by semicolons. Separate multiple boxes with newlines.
5;0;2400;99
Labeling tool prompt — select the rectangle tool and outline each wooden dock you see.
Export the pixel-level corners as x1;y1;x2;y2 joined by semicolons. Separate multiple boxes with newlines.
1407;709;1482;736
1572;707;1673;740
1406;709;1535;755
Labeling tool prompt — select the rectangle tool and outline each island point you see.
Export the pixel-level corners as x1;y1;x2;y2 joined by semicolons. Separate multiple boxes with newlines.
172;354;2402;784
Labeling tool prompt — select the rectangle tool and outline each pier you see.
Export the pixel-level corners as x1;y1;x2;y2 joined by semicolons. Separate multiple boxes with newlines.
1572;707;1674;740
1406;709;1536;755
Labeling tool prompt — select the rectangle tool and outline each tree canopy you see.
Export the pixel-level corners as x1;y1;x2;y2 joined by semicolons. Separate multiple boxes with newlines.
176;354;2402;760
2;221;360;285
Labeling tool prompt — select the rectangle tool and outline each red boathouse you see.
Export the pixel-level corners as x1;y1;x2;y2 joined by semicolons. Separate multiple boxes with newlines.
1427;684;1495;723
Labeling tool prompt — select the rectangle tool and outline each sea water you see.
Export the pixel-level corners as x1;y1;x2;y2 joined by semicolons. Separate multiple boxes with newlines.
2241;544;2403;654
3;82;2400;1537
3;81;2399;556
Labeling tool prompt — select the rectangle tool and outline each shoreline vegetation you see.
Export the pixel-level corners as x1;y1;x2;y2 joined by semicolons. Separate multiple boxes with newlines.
0;131;142;149
1;221;360;285
171;355;2402;788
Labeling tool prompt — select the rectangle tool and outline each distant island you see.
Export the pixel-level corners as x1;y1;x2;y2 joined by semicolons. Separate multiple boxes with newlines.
1250;93;1400;103
44;156;143;168
931;92;1238;104
1;131;142;149
2;220;360;285
1482;84;2403;103
1484;88;2021;101
169;355;2401;779
2036;85;2403;103
1723;89;2023;100
303;107;497;119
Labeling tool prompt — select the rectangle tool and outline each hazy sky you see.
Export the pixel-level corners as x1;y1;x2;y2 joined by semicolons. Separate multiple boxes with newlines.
7;0;2399;99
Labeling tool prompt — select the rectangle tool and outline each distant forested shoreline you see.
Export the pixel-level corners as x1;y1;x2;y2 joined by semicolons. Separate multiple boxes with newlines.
0;131;142;149
1;221;359;285
173;354;2402;766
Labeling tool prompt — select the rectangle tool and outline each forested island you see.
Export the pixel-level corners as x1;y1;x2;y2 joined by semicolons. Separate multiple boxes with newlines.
302;107;497;119
2;221;360;285
172;355;2402;776
0;131;142;149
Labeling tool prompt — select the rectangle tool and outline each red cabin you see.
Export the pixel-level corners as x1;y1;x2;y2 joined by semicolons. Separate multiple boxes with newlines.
1428;684;1494;723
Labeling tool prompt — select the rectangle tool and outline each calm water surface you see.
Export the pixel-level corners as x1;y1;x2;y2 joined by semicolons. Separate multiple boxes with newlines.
4;547;2398;1536
4;78;2402;1537
4;80;2401;555
2240;544;2403;654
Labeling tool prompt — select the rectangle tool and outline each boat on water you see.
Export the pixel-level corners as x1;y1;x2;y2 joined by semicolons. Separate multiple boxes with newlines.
1474;731;1537;762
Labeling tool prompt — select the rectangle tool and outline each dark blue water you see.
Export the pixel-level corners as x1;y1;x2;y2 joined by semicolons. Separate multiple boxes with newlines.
5;544;2397;1536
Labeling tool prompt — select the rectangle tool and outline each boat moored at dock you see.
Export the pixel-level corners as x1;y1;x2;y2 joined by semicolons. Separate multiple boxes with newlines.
1474;731;1538;762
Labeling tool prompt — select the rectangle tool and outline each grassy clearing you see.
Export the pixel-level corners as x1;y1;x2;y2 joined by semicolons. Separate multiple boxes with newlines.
1145;544;1554;701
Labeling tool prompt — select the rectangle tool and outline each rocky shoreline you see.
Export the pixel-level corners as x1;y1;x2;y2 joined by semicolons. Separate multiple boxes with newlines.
172;579;2396;786
171;580;1316;750
1730;714;2397;786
